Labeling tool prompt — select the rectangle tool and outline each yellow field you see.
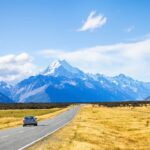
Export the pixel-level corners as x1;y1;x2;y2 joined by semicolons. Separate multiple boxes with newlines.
0;107;69;130
28;104;150;150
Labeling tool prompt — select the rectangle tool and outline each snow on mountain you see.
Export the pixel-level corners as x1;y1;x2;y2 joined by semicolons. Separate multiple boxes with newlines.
1;59;150;103
0;81;12;99
41;60;86;79
112;74;150;100
87;73;150;100
0;81;14;103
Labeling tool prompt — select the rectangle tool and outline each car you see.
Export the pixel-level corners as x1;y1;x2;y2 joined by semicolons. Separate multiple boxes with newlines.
23;116;38;127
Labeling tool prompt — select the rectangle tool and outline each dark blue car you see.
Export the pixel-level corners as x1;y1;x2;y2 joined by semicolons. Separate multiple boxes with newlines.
23;116;38;126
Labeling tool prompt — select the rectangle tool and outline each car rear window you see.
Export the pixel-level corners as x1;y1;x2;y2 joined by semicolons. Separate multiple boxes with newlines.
24;116;34;119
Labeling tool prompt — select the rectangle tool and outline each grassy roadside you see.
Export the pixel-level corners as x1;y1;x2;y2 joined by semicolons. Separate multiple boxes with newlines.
28;104;150;150
0;107;70;130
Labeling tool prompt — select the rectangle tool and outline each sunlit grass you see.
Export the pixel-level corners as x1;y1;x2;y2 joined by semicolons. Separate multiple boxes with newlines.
0;107;69;130
28;104;150;150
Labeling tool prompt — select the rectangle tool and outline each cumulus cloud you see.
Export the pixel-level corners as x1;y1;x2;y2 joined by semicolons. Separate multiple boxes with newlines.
39;38;150;82
78;11;107;32
0;53;37;83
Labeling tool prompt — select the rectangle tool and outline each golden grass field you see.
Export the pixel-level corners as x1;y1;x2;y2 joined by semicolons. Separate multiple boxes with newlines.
0;107;69;130
28;104;150;150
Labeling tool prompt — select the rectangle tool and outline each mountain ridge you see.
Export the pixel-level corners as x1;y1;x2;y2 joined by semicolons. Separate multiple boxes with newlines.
0;60;150;103
41;60;86;79
0;92;14;103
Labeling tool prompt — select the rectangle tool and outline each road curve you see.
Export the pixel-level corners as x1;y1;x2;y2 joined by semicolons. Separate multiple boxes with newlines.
0;105;80;150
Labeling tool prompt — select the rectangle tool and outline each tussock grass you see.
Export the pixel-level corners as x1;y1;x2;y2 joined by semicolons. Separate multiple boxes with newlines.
28;104;150;150
0;107;69;130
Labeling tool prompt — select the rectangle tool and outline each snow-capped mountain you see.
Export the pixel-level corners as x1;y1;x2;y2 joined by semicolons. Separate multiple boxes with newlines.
113;74;150;99
10;60;150;103
0;81;14;103
41;60;86;79
145;96;150;100
0;92;13;103
93;74;150;100
0;81;12;99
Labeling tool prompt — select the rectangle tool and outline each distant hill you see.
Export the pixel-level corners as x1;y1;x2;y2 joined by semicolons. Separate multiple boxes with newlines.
1;59;150;103
145;96;150;101
0;92;13;103
0;81;12;98
11;60;150;103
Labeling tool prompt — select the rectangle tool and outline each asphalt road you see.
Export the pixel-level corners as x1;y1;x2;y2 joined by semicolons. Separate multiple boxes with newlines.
0;105;80;150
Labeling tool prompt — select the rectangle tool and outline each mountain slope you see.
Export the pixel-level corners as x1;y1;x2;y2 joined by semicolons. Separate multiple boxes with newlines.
145;96;150;101
41;60;86;79
0;92;13;103
12;60;150;103
13;75;128;103
0;81;12;98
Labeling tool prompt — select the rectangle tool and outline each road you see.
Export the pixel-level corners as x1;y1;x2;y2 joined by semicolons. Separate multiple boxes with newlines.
0;105;80;150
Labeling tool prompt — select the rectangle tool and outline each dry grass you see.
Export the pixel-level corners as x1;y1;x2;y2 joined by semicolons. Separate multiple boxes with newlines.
0;107;69;130
28;104;150;150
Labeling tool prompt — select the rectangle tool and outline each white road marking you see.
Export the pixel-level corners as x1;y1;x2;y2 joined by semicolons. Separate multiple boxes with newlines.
18;108;79;150
0;135;9;139
18;131;24;133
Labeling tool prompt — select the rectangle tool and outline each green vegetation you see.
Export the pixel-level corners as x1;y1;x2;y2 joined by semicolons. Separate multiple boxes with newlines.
0;103;69;109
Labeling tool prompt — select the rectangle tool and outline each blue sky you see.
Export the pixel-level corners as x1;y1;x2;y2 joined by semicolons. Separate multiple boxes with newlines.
0;0;150;83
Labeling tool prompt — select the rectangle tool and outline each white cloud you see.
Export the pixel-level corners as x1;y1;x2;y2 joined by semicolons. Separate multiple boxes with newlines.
78;11;107;32
0;53;37;83
39;38;150;82
126;25;135;33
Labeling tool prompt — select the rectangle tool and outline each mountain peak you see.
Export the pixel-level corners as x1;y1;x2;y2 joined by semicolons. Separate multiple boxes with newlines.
114;74;134;81
50;59;71;70
41;59;85;78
